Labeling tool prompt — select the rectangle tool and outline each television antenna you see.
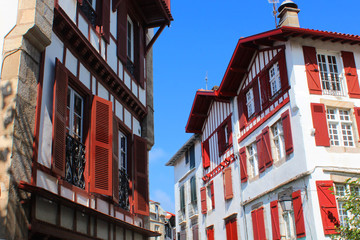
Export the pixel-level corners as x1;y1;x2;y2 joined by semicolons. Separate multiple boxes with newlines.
268;0;279;28
205;71;208;90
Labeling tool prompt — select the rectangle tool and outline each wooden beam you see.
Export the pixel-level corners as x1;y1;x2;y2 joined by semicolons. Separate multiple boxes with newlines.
145;24;165;55
268;36;287;42
230;67;247;73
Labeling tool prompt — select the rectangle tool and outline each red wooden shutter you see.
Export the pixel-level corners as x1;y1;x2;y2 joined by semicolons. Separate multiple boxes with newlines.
52;59;68;177
117;0;127;63
237;94;247;130
342;51;360;98
260;71;270;108
303;46;322;95
239;147;248;182
270;200;281;240
90;96;113;196
226;219;232;240
201;187;207;214
262;127;273;167
207;227;214;240
227;118;233;146
192;224;199;240
256;134;265;173
354;107;360;139
257;208;266;240
251;210;259;240
253;79;261;114
218;126;225;155
210;181;215;209
226;218;238;240
99;0;110;43
316;181;340;235
310;103;330;146
112;116;119;203
202;140;210;169
223;167;233;200
133;135;149;215
281;110;294;155
292;190;306;238
278;49;289;91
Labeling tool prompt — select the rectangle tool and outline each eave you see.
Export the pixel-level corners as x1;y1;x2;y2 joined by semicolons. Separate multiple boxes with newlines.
134;0;173;28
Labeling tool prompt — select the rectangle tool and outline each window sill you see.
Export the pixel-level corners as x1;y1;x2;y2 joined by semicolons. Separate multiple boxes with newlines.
325;146;360;153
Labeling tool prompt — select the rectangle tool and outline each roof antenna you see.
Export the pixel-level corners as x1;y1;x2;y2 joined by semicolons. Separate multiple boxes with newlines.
205;72;208;90
268;0;279;28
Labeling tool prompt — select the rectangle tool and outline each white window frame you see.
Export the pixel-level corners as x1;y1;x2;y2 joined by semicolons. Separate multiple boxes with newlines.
66;86;84;142
269;62;281;96
247;142;258;178
335;183;360;226
246;88;255;118
271;120;285;161
279;202;296;240
326;108;354;147
127;16;134;62
119;130;127;173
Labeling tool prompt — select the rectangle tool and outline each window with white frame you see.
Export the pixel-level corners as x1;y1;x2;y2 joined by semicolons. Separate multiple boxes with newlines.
271;120;285;161
246;88;255;118
326;108;354;147
247;142;258;178
279;200;296;239
66;86;84;142
269;62;281;96
335;183;360;226
119;131;127;173
127;16;134;62
317;53;342;95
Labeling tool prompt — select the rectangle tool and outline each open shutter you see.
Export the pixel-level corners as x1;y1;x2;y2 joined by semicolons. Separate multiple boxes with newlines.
279;49;289;91
303;46;322;94
354;107;360;139
117;0;127;63
257;208;266;240
239;147;248;183
281;110;294;155
133;135;149;215
52;59;68;177
99;0;110;43
256;134;265;173
316;181;340;235
342;51;360;98
253;79;261;114
112;116;119;203
90;96;113;196
237;94;247;130
207;227;214;240
310;103;330;146
260;71;270;108
270;200;281;240
223;167;233;200
201;187;207;214
227;118;233;146
251;210;259;240
202;140;210;169
262;127;273;167
292;190;306;238
218;126;225;155
210;181;215;209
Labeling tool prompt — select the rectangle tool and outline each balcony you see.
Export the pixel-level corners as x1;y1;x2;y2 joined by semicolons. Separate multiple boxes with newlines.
65;134;86;189
321;74;346;96
118;169;130;210
177;209;186;225
188;202;198;218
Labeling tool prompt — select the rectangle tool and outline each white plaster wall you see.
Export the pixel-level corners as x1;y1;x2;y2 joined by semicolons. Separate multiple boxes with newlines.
65;49;78;76
124;108;131;129
79;62;91;89
78;14;88;39
139;83;146;106
58;0;77;23
108;38;118;73
132;117;141;136
115;100;123;121
110;0;117;38
98;82;109;100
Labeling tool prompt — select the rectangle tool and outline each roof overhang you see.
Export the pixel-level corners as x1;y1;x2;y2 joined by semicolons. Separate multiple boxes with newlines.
165;134;201;166
133;0;173;28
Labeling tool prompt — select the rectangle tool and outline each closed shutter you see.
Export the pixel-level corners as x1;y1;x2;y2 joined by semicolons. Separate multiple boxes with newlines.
310;103;330;146
223;167;233;200
189;145;195;169
316;181;340;235
257;208;266;240
239;147;248;182
180;185;185;211
253;79;261;114
99;0;110;43
202;140;210;169
226;220;232;240
237;94;247;130
207;227;214;240
226;218;238;240
192;224;199;240
251;210;259;240
354;107;360;139
201;187;207;214
279;49;289;91
112;116;119;203
117;0;127;63
190;176;197;203
262;126;273;167
292;190;306;238
342;51;360;98
260;71;270;108
256;134;265;173
303;46;322;94
281;110;294;155
210;181;215;209
90;96;113;196
133;135;149;215
218;126;225;155
270;200;281;240
52;59;68;177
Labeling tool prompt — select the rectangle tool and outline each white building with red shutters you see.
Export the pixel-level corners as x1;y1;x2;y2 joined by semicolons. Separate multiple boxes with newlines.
0;0;172;239
183;1;360;239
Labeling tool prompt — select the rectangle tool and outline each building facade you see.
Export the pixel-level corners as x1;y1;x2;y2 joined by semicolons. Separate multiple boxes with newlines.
149;200;175;240
0;0;172;239
183;1;360;239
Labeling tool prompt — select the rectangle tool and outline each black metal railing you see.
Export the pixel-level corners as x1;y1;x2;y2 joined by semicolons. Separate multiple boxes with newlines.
126;58;135;76
78;0;97;28
119;169;130;210
65;134;86;189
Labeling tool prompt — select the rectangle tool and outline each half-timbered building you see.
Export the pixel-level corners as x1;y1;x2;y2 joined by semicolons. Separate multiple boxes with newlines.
0;0;172;239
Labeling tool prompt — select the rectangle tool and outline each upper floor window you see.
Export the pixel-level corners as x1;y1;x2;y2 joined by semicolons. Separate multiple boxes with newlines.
186;145;196;169
271;120;285;161
119;131;127;173
335;183;360;226
190;176;197;203
127;16;134;62
246;88;255;118
180;184;185;213
326;108;354;147
79;0;98;27
247;142;258;178
269;62;281;96
317;53;342;96
66;86;84;142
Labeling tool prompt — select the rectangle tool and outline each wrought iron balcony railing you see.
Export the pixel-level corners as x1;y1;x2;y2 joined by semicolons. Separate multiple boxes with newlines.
178;209;185;223
65;134;86;189
126;58;135;76
118;168;130;210
188;202;198;217
321;74;346;96
78;0;97;28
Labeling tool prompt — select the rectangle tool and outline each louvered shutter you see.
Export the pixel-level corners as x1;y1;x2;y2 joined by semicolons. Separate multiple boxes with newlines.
257;208;266;240
226;219;232;240
310;103;330;146
270;200;281;240
303;46;322;94
52;59;68;177
256;134;265;173
262;127;273;167
200;187;207;214
218;126;225;155
342;51;360;98
231;218;238;240
281;110;294;155
133;135;149;215
117;0;127;63
251;210;259;240
279;49;289;91
192;224;199;240
292;190;306;238
253;79;261;114
227;118;233;146
237;94;247;130
354;107;360;139
202;140;210;169
239;147;248;183
112;116;119;203
260;71;270;108
90;96;113;196
207;227;214;240
223;167;233;200
210;181;215;209
316;181;340;235
98;0;110;43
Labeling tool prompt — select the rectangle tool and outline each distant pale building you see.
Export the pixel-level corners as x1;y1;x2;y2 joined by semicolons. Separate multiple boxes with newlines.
150;200;175;240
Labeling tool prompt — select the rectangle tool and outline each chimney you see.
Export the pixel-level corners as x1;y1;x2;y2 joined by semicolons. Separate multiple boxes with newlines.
277;0;300;28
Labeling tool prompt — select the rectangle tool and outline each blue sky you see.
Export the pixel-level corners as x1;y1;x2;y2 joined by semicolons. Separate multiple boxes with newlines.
149;0;360;213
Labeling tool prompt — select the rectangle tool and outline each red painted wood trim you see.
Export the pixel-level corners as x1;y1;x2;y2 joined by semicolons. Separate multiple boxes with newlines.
310;103;330;146
292;190;306;238
354;107;360;141
270;200;280;240
202;154;235;183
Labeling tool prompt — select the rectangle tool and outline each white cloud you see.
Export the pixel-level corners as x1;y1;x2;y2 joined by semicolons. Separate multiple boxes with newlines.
149;147;166;164
151;189;174;213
